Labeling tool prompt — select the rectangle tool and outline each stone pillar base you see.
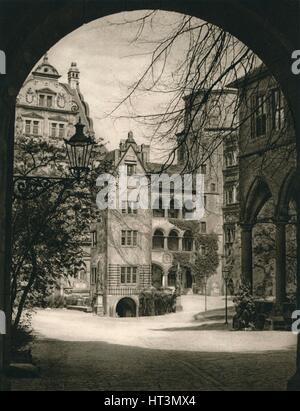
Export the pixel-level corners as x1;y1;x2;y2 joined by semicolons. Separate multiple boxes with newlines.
287;371;300;391
176;296;183;312
95;293;104;316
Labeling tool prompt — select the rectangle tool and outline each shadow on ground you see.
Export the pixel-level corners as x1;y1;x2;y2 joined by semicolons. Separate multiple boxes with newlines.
10;339;296;391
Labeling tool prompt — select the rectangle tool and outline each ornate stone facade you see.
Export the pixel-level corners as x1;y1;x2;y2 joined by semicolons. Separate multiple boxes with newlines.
15;55;94;296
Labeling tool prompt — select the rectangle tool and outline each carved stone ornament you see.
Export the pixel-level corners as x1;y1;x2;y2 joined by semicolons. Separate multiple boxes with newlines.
26;88;35;104
57;92;66;108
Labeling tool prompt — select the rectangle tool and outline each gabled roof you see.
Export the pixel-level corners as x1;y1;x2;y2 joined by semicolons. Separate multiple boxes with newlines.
227;65;269;89
115;143;148;175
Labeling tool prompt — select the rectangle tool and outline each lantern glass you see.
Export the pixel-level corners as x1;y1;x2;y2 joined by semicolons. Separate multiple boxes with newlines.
64;119;95;179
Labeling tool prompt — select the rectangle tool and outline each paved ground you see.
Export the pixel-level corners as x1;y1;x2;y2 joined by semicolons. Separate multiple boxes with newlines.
11;296;297;391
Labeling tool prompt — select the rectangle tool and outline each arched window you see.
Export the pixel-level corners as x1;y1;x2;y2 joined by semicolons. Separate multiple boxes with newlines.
153;196;165;217
168;198;179;218
152;229;164;249
183;230;193;251
168;230;179;251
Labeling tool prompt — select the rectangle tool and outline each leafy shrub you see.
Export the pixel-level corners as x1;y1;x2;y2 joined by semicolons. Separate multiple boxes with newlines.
139;288;177;316
233;284;256;330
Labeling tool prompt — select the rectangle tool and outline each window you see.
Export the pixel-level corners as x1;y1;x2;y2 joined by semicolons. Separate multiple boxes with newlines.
47;95;53;108
225;152;236;167
121;230;138;247
24;119;41;135
132;231;137;247
121;230;126;246
126;163;136;176
183;231;193;251
50;122;66;138
168;230;179;251
91;268;97;285
211;183;216;192
252;94;267;137
25;120;31;134
91;232;97;247
153;196;165;217
121;267;126;284
121;201;137;215
168;198;179;218
51;123;57;138
200;222;207;234
271;89;285;130
225;186;236;205
39;94;45;107
58;124;65;138
32;121;39;135
121;267;138;285
204;195;207;208
152;229;164;249
39;94;54;108
200;164;207;174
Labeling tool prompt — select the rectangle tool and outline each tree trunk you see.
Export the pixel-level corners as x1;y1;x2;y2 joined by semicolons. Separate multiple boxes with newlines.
13;247;37;331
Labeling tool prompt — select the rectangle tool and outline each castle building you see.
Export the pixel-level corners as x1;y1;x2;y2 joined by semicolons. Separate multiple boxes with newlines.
15;55;94;296
90;87;235;316
90;132;206;317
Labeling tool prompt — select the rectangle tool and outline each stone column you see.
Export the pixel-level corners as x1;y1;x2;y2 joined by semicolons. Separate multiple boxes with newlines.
163;236;168;250
240;224;253;292
178;237;183;251
275;221;287;305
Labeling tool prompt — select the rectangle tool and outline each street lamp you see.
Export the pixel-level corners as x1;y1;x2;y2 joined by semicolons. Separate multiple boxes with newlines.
222;255;231;325
14;118;96;200
65;118;95;180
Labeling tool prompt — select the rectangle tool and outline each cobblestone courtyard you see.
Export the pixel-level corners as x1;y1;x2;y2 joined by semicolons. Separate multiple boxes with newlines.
11;296;297;391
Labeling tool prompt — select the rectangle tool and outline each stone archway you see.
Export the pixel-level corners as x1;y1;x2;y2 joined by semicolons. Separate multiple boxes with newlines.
0;0;299;388
116;297;137;318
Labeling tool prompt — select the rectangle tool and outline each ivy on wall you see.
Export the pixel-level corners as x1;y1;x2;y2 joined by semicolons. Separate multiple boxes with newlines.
168;218;219;287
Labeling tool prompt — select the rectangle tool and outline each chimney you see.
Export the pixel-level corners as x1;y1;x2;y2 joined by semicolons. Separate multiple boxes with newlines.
68;62;80;89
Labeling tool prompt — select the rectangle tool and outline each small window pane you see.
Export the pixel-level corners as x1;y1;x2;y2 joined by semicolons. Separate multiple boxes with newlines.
121;267;126;284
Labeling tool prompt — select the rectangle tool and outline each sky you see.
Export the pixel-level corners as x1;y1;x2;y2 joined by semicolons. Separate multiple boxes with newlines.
36;10;193;161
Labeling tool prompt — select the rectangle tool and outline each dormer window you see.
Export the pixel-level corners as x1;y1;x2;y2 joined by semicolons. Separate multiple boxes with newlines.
39;94;45;107
126;163;136;176
39;93;53;108
47;95;53;108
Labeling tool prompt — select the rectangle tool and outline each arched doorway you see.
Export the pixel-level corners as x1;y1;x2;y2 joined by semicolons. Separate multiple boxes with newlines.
168;268;177;288
152;264;164;289
184;268;193;289
116;297;137;318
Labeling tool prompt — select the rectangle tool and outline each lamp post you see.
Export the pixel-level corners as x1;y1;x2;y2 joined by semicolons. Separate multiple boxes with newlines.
222;255;231;325
13;118;96;200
